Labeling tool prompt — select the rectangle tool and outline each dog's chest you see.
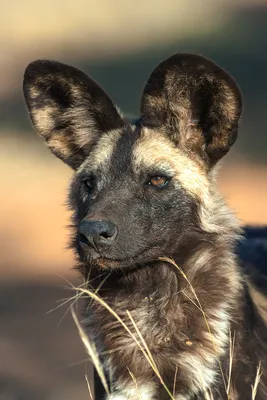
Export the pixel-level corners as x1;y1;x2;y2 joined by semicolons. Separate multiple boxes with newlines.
85;271;223;394
88;282;193;369
113;293;174;351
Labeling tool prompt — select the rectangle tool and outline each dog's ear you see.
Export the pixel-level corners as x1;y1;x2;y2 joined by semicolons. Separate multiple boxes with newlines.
141;54;242;167
23;60;124;169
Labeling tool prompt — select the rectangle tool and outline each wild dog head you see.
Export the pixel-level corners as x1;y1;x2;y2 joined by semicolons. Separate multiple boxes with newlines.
23;54;242;273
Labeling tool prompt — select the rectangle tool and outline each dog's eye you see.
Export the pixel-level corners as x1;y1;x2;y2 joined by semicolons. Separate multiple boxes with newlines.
148;176;169;188
83;177;95;191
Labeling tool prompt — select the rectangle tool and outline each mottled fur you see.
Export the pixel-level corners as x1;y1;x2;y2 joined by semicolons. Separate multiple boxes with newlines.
23;54;267;399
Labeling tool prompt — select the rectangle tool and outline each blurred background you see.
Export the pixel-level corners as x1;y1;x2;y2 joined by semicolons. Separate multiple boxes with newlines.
1;0;267;399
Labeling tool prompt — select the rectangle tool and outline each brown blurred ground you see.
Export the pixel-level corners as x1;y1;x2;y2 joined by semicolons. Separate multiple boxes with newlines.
0;281;92;400
1;1;267;399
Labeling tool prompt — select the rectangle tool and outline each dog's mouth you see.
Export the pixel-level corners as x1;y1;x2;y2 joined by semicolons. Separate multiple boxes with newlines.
76;235;166;270
88;247;157;270
93;257;123;269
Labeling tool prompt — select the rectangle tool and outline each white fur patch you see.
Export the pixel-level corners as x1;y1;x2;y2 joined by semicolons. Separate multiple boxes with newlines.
78;129;123;174
107;383;156;400
177;352;217;395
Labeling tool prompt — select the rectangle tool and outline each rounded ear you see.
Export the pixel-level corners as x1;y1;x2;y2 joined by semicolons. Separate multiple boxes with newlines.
140;53;242;167
23;60;124;169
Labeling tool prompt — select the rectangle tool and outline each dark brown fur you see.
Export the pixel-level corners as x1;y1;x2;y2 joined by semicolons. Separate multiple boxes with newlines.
23;54;267;400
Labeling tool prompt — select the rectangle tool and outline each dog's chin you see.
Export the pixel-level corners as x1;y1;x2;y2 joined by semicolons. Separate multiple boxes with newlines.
80;247;161;271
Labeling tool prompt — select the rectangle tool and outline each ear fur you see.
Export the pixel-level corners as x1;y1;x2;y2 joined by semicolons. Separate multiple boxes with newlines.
141;53;242;166
23;60;124;169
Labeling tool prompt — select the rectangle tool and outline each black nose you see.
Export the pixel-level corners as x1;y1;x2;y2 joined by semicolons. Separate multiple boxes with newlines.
78;220;118;249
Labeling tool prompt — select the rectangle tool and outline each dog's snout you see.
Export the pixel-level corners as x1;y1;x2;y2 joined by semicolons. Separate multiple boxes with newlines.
78;220;118;249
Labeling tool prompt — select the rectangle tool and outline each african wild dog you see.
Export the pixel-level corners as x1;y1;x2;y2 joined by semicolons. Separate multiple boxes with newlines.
23;54;267;399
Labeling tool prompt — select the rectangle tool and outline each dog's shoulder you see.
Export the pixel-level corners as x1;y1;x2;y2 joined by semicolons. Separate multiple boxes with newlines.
236;226;267;277
236;226;267;326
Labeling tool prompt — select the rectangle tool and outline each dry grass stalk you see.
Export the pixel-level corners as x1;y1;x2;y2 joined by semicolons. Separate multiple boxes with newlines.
71;306;110;396
173;365;178;398
251;362;262;400
226;330;235;395
127;368;142;400
85;373;94;400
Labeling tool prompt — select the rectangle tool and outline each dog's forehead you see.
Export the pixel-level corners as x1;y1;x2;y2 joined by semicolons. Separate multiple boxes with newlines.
79;124;175;173
132;127;181;172
79;123;138;173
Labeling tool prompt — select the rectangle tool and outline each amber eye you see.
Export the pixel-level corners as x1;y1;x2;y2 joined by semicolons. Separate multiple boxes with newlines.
148;176;169;188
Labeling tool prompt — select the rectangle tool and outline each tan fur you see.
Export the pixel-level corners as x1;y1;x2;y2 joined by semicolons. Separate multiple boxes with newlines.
228;387;239;400
107;382;156;400
63;106;99;149
82;129;123;172
220;80;240;122
133;127;209;199
48;132;73;158
29;86;40;100
32;104;56;136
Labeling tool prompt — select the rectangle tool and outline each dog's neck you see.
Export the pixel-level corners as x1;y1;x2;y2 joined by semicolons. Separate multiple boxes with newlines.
83;230;244;398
